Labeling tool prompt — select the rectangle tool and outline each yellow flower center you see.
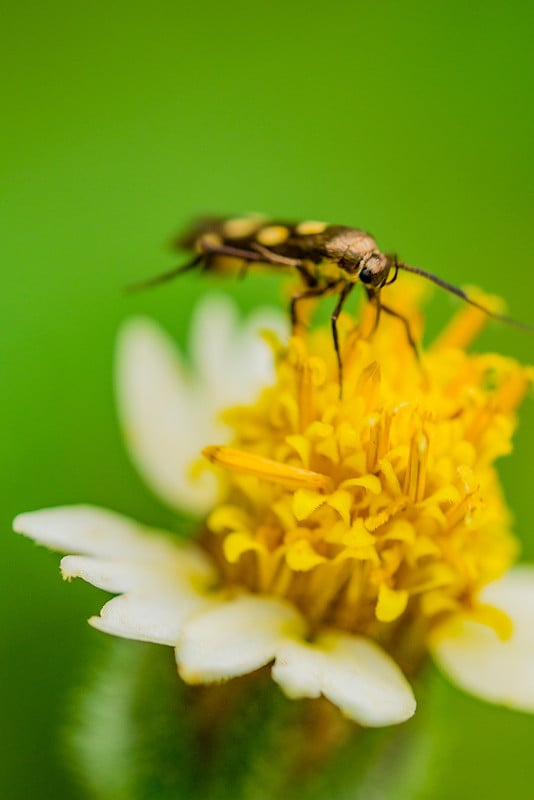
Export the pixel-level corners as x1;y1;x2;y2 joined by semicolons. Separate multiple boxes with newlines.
201;282;530;669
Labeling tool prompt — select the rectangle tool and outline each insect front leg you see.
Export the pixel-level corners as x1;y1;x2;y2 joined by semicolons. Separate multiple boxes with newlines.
379;302;420;358
331;283;355;395
366;288;382;335
384;263;399;286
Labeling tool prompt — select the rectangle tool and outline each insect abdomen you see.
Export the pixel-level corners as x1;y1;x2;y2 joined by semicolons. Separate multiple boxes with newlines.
176;216;357;264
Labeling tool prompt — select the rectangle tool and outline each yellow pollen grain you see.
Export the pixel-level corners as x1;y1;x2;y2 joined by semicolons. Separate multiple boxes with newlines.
202;446;333;492
256;225;290;246
296;220;328;235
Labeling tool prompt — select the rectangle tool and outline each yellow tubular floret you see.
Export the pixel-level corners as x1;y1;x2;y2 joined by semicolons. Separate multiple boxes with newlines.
201;280;530;665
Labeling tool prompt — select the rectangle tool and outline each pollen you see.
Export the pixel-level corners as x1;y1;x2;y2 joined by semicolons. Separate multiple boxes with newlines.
202;282;531;668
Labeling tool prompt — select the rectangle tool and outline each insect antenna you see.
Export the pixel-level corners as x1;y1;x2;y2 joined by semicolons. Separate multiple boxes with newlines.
396;262;534;332
126;255;203;293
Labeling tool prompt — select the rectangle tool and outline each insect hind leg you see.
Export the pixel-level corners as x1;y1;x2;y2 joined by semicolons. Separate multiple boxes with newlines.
126;255;203;293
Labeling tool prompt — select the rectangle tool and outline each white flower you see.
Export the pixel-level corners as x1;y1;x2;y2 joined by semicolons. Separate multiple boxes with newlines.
14;294;534;726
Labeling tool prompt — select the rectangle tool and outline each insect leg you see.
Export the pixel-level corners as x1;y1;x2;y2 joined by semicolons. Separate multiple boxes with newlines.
331;283;355;394
384;263;399;286
200;241;268;262
364;288;383;335
290;287;328;329
379;302;420;358
251;242;302;267
126;255;203;292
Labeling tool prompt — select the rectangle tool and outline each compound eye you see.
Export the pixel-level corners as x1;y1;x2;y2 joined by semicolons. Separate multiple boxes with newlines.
359;266;373;284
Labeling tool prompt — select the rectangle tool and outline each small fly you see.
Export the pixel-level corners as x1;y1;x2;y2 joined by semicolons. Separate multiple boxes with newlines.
130;215;531;388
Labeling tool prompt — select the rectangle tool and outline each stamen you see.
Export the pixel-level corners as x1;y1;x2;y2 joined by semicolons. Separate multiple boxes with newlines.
366;417;380;472
202;446;333;492
296;354;318;432
366;411;392;472
404;431;429;502
495;369;532;413
356;361;381;413
378;411;392;460
305;561;352;624
431;290;503;351
431;305;488;351
445;490;478;530
201;280;524;657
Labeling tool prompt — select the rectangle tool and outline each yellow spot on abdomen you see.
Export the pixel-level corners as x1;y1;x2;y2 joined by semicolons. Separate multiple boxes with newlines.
198;232;223;250
296;220;328;235
256;225;290;246
223;215;266;239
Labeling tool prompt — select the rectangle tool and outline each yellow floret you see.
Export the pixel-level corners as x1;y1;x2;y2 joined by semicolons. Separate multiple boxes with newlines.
202;281;530;669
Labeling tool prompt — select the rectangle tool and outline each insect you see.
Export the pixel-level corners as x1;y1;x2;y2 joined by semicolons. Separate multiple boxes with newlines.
130;215;530;388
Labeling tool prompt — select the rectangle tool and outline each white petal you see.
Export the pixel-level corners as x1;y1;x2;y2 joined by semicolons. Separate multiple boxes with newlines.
272;640;324;698
431;566;534;712
190;295;287;404
116;317;220;515
13;505;186;561
177;594;305;683
61;548;215;594
273;630;416;726
89;585;215;646
116;301;286;516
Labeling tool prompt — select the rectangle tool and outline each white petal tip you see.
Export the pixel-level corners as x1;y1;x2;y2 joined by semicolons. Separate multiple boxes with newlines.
432;567;534;713
13;505;93;548
273;632;416;727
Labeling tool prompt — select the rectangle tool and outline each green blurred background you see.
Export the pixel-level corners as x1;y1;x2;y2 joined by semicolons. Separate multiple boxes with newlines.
2;0;533;797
